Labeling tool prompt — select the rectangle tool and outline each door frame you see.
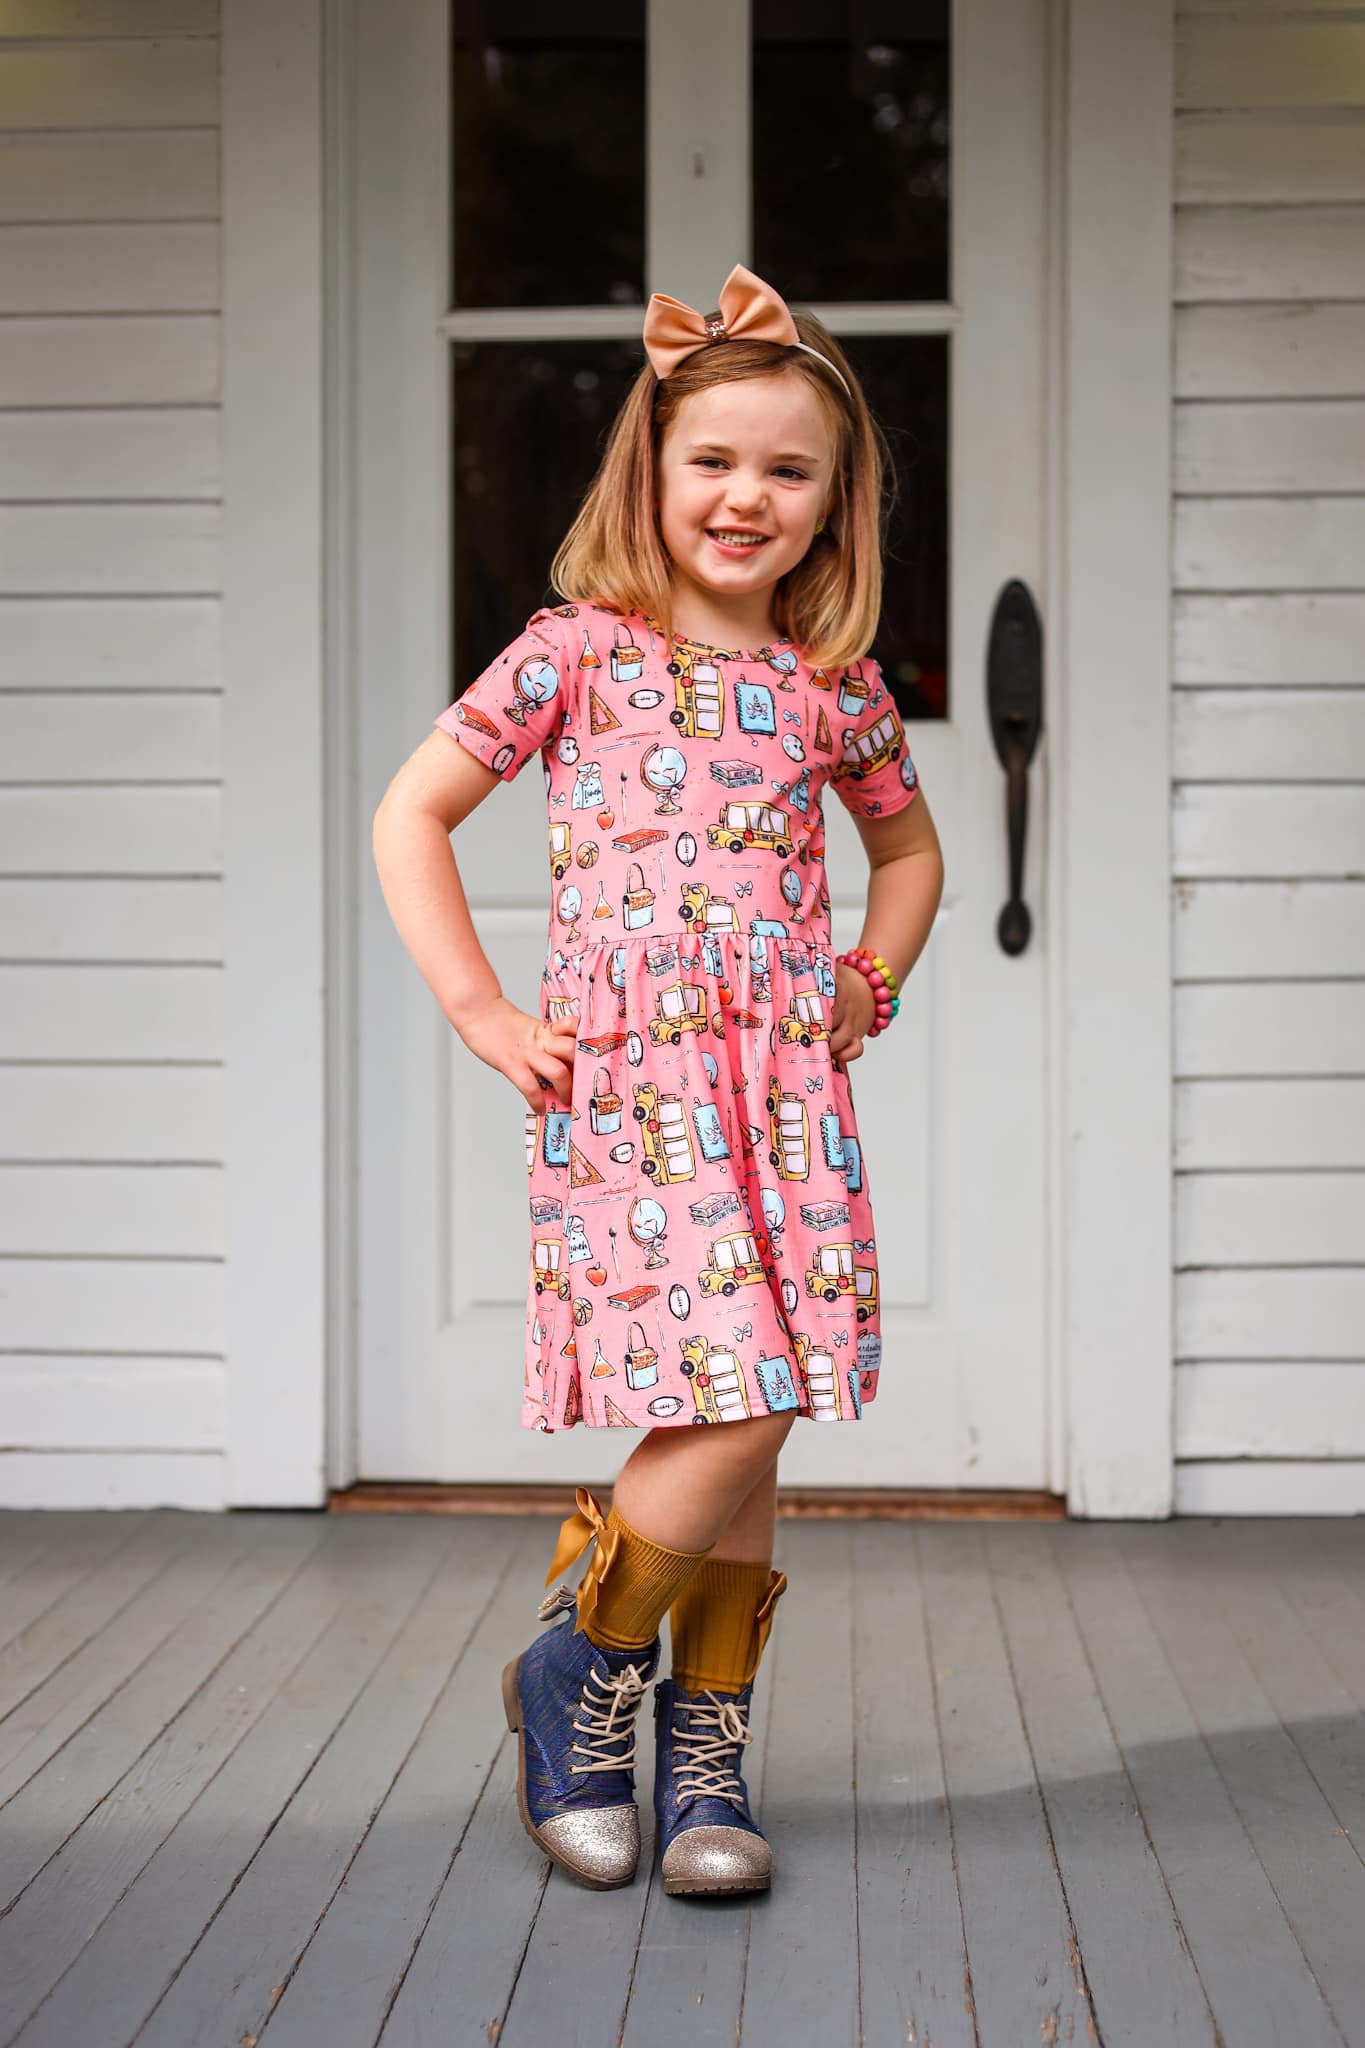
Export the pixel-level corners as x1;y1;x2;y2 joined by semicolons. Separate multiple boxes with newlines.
284;0;1175;1513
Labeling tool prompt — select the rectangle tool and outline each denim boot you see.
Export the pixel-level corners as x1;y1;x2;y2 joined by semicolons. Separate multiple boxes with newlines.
652;1678;771;1896
503;1586;659;1889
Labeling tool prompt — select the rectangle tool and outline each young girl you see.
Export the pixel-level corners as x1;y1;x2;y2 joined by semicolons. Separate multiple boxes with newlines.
373;264;944;1900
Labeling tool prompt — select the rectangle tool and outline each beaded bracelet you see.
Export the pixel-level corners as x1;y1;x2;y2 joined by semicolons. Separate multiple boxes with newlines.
834;947;901;1038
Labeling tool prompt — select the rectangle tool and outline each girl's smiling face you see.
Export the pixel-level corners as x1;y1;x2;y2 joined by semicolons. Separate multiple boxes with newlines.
656;375;835;631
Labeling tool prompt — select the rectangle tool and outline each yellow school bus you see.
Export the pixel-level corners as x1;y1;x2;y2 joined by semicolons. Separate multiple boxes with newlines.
679;882;739;931
648;981;709;1045
632;1082;697;1184
548;821;572;880
532;1238;570;1300
697;1229;766;1298
669;663;725;739
706;801;793;856
803;1241;879;1321
679;1336;752;1422
766;1077;810;1181
794;1331;848;1418
777;989;829;1046
838;711;903;782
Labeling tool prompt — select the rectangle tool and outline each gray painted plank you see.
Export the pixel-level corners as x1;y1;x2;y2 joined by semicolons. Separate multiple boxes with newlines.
1123;1522;1365;2046
1192;1521;1365;1855
9;1517;449;2048
918;1523;1094;2047
847;1521;974;2048
617;1530;783;2048
1060;1524;1344;2048
985;1526;1216;2046
0;1518;329;2039
0;1513;143;1652
1268;1521;1365;1705
0;1511;193;1723
0;1515;267;1907
371;1529;568;2048
0;1516;298;1809
731;1521;860;2048
379;1739;550;2048
0;1515;67;1594
263;1522;542;2048
127;1515;497;2039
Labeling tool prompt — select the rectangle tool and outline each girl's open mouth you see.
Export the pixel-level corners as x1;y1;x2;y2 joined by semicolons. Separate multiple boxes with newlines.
707;529;771;555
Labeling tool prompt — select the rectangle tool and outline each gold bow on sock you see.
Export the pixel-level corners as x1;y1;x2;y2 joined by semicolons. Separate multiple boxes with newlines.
540;1485;618;1636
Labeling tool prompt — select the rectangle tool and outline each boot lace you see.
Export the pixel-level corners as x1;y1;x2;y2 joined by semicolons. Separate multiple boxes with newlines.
671;1692;752;1812
569;1661;651;1776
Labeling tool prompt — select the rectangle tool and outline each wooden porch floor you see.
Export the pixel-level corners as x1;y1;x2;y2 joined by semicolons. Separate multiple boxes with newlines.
1;1511;1363;2047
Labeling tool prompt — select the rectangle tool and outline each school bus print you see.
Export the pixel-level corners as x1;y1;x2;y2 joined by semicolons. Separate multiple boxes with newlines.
531;1238;570;1300
766;1076;810;1180
679;882;739;932
648;980;710;1045
548;821;571;880
668;661;724;739
697;1229;766;1298
706;800;793;857
794;1331;862;1420
679;1336;752;1422
803;1241;878;1320
632;1082;697;1183
838;710;904;783
776;988;829;1047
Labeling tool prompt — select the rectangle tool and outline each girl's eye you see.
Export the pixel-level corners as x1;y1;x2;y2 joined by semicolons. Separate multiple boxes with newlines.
775;467;808;481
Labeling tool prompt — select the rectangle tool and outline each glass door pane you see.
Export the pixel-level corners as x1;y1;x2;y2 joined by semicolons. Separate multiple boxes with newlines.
751;0;950;304
452;0;646;308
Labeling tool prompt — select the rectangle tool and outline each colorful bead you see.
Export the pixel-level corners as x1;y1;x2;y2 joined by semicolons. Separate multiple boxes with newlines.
835;947;902;1038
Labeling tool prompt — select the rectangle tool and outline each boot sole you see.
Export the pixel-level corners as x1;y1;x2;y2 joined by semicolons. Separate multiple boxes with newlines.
663;1871;772;1897
501;1653;638;1892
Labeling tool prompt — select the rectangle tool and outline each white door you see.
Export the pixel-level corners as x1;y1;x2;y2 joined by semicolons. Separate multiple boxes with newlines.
353;0;1052;1490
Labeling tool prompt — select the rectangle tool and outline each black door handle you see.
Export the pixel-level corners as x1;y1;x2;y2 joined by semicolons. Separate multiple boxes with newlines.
985;579;1044;956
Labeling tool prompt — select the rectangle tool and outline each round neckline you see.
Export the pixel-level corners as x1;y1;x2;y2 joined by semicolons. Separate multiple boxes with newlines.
640;609;794;663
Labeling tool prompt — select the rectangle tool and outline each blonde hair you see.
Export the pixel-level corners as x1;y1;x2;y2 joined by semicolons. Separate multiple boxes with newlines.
549;312;891;670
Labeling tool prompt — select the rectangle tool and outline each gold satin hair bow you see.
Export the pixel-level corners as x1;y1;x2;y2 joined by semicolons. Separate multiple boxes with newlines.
539;1485;618;1635
642;262;853;400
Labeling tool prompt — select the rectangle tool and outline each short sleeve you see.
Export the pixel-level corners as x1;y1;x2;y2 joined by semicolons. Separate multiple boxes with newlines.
433;606;569;782
826;658;921;819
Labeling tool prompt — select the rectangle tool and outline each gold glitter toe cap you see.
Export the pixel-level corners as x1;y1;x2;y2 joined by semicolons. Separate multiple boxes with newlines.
661;1825;773;1895
537;1804;641;1889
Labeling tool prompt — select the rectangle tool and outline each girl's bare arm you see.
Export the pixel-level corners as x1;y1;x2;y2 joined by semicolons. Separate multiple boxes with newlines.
371;731;578;1112
829;789;945;1062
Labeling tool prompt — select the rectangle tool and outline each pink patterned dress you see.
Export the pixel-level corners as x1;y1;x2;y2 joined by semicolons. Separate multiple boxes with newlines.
434;600;920;1432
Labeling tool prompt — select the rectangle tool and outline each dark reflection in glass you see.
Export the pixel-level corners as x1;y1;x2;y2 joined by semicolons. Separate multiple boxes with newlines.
452;2;645;309
752;1;950;305
843;335;949;720
452;341;644;690
452;336;947;722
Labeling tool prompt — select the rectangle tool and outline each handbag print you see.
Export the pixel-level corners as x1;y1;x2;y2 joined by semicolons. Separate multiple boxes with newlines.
624;1320;659;1389
610;622;645;682
622;860;655;930
588;1066;623;1135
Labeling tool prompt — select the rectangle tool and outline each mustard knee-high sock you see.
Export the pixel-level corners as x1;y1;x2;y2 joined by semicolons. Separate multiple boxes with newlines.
668;1557;788;1694
544;1489;711;1654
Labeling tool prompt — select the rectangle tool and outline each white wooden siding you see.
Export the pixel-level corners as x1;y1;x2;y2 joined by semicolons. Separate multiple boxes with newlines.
0;13;225;1509
1173;3;1365;1514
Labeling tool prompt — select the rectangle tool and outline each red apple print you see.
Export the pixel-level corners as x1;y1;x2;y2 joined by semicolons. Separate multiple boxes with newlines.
586;1263;608;1286
597;808;614;829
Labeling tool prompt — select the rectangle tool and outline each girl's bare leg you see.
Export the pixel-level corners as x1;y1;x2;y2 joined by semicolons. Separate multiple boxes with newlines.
702;1457;779;1565
610;1411;794;1555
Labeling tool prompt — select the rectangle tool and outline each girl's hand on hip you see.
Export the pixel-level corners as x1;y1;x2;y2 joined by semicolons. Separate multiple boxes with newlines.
456;994;577;1114
829;963;877;1064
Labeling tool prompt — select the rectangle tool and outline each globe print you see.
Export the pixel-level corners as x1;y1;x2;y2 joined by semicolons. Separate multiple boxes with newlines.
629;1197;669;1269
641;744;688;815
